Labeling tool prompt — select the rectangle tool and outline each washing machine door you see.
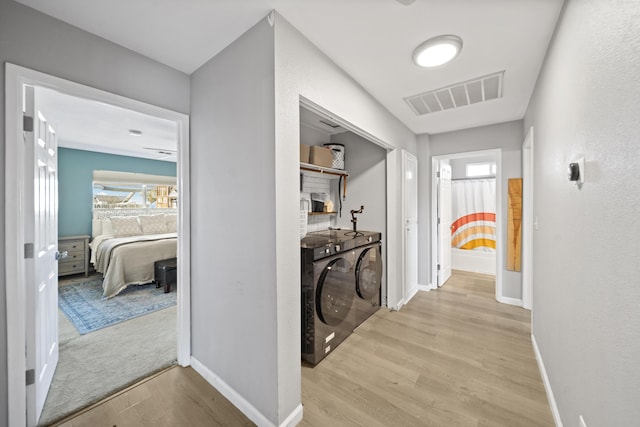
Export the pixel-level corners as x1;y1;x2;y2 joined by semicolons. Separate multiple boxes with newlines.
316;256;355;326
356;244;382;300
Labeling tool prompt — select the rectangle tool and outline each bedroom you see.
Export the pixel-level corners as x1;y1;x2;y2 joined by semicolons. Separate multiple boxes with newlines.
36;87;182;424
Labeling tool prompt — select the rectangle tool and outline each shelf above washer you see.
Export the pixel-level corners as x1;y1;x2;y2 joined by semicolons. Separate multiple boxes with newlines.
300;162;348;179
308;211;337;216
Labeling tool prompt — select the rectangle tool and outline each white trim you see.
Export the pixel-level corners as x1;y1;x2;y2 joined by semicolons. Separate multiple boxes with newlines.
279;403;304;427
522;127;534;311
386;149;400;310
496;296;523;307
532;334;563;427
5;62;27;427
417;284;432;292
191;357;303;427
406;286;420;303
299;97;393;151
4;63;191;425
430;149;503;300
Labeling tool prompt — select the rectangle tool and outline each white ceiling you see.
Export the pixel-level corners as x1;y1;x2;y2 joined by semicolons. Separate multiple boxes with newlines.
38;88;178;162
17;0;563;142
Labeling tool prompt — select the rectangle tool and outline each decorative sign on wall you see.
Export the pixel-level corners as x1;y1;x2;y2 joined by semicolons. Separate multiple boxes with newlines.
507;178;523;272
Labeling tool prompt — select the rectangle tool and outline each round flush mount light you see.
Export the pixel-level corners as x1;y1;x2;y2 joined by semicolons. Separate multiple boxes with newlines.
412;35;463;68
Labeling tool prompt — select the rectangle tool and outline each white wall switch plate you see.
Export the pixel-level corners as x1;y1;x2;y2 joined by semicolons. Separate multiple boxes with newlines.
574;157;585;184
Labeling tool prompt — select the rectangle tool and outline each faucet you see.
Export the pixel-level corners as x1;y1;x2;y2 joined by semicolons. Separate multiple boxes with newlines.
349;206;364;235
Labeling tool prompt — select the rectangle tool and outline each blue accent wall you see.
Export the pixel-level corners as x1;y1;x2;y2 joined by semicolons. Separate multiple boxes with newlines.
58;148;177;237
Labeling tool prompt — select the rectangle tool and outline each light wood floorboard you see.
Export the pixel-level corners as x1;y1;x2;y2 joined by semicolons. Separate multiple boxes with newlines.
300;270;553;427
52;270;552;426
51;366;254;427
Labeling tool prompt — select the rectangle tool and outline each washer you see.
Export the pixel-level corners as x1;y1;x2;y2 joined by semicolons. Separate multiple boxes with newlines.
353;241;383;328
301;230;382;365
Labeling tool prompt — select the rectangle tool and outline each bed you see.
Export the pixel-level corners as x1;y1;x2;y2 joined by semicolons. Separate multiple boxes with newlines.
90;214;177;298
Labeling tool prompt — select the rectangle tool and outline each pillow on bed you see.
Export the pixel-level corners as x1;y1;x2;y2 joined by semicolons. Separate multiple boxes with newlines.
111;216;142;237
166;214;177;233
139;214;167;234
102;219;114;236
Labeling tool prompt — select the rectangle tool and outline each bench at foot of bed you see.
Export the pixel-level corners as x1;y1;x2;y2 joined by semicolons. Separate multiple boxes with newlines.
154;258;177;293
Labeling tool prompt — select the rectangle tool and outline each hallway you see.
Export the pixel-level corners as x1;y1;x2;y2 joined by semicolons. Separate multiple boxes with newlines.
53;271;552;426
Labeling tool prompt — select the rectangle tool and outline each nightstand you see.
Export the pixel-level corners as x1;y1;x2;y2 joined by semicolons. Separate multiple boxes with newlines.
58;235;90;277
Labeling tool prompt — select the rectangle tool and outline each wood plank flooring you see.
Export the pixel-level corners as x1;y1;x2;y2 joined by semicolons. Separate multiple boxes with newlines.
300;270;553;427
51;366;254;427
52;271;553;426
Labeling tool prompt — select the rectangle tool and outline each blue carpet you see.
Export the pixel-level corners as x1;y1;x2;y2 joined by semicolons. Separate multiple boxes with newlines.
58;278;176;335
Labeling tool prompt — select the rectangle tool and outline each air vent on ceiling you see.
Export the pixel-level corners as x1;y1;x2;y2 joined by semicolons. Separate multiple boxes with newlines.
405;71;505;116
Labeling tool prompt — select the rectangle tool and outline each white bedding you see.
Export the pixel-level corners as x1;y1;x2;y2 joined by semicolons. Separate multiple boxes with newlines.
90;233;177;298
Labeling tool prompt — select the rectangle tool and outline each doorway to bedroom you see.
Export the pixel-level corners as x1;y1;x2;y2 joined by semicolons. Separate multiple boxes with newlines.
4;64;191;427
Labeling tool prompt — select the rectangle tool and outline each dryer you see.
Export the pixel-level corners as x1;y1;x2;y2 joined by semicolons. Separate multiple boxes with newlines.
353;241;383;328
301;230;381;365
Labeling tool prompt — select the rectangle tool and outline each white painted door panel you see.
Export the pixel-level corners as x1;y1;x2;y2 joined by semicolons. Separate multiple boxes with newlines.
403;150;418;302
437;163;452;286
25;85;59;426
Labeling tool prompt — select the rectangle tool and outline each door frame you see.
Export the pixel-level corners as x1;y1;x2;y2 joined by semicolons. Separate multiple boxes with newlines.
430;149;503;301
5;63;191;426
522;127;534;310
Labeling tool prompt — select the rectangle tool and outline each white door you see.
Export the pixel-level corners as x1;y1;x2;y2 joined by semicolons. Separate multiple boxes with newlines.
437;162;452;286
403;150;418;301
24;85;59;426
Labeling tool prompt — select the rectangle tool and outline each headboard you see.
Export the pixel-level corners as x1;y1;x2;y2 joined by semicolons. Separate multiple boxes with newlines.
92;208;177;238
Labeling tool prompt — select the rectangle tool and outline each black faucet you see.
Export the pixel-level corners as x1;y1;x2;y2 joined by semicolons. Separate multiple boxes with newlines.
349;206;364;235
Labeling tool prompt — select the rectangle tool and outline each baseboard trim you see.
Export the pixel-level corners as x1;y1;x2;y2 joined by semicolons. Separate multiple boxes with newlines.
532;334;563;427
191;357;301;427
417;284;431;292
497;296;523;307
279;404;304;427
406;286;419;303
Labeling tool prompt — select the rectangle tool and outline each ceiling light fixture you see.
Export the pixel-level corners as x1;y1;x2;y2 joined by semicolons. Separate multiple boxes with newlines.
412;35;463;68
129;129;142;136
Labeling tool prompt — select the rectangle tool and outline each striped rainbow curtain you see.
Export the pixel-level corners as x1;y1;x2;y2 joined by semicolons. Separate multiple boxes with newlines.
451;179;496;252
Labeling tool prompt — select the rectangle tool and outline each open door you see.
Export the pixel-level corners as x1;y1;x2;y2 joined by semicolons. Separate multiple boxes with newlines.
24;85;59;426
437;162;452;287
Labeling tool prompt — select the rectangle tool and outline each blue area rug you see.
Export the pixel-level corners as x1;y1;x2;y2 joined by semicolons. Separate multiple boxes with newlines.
58;278;176;335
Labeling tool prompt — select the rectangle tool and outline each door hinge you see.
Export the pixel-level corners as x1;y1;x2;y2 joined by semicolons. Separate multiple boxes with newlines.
23;115;34;133
24;243;34;259
437;264;441;271
26;369;35;386
437;217;441;225
436;171;440;178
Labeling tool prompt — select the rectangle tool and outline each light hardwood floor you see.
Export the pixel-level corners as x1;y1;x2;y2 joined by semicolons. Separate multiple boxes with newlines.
53;271;553;426
300;271;553;426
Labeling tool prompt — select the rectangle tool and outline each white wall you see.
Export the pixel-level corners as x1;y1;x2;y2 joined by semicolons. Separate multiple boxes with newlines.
331;132;386;233
190;16;283;425
420;120;524;299
299;123;330;147
524;1;640;425
330;131;387;301
0;1;190;423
